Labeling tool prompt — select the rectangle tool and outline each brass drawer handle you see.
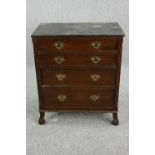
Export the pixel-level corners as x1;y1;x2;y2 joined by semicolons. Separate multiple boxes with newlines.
54;41;64;50
57;95;67;102
91;41;102;49
90;74;100;81
90;95;100;102
54;56;65;64
56;74;66;81
90;56;102;64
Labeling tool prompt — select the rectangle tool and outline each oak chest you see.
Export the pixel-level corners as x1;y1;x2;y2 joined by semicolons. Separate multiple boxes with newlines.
31;23;124;125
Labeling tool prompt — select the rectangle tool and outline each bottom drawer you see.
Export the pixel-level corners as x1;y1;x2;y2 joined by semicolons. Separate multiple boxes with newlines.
41;87;115;109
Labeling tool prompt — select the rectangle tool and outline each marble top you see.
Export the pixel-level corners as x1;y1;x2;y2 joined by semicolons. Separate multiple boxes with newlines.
31;23;125;37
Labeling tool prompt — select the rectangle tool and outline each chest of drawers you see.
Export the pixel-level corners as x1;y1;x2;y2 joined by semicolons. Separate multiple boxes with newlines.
31;23;124;125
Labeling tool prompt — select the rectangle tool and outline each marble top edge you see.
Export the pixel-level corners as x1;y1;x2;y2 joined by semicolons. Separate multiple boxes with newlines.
31;22;125;37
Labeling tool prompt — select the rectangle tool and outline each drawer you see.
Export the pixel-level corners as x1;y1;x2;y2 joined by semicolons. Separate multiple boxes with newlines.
36;38;118;51
41;68;116;86
42;87;72;107
41;87;114;108
38;53;117;66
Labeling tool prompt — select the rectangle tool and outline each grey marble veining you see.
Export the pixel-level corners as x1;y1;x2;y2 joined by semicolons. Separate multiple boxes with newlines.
31;23;125;37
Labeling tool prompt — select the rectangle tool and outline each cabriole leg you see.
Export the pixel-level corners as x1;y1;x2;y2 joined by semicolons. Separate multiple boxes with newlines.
38;112;45;125
112;112;119;126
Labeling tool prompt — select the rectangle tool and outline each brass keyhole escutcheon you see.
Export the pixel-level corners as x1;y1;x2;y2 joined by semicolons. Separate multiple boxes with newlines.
57;95;67;102
54;56;65;64
90;56;102;64
90;95;100;102
91;41;102;49
54;41;64;50
90;74;101;82
56;74;66;81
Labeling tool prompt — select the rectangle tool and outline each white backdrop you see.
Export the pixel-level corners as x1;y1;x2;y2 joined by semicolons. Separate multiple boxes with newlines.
27;0;128;65
26;1;129;154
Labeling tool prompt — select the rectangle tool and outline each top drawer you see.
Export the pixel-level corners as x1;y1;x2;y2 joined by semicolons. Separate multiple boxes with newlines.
35;37;118;51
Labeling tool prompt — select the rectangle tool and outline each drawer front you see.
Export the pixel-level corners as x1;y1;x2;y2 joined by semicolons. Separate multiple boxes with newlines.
42;88;72;107
38;53;117;66
41;68;116;86
41;87;114;108
37;38;118;51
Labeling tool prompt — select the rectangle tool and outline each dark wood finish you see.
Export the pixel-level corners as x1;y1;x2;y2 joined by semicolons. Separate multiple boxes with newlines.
41;87;114;107
38;112;45;125
38;52;117;66
41;68;116;86
112;112;119;125
36;38;118;51
31;23;124;125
